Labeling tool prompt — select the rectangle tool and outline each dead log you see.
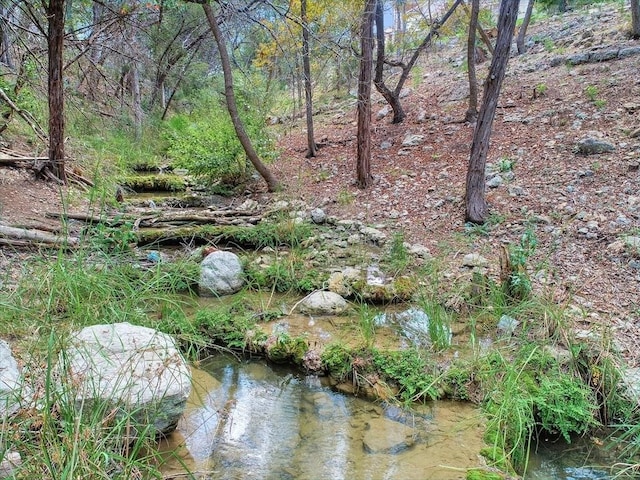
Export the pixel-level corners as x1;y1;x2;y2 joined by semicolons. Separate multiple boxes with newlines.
0;225;79;247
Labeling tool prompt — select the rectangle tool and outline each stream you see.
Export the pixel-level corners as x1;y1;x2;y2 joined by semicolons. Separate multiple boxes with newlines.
158;355;617;480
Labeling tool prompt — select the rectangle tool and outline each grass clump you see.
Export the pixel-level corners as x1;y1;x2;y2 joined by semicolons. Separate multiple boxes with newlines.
193;302;266;350
243;250;325;294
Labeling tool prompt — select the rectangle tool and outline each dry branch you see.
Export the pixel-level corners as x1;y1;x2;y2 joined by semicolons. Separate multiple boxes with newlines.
0;224;79;247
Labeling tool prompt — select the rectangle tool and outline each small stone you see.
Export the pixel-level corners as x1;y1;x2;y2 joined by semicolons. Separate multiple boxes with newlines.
575;137;615;155
486;175;503;188
462;253;489;268
401;134;425;147
310;208;326;224
298;291;348;315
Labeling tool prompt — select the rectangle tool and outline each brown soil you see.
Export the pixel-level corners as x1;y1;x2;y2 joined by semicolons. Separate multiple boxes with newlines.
1;5;639;365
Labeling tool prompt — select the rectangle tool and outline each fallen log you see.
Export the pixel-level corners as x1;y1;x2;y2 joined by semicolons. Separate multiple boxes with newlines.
0;225;79;247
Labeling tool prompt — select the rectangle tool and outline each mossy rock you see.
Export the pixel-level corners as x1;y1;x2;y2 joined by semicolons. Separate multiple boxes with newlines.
466;469;506;480
122;174;186;192
265;334;308;363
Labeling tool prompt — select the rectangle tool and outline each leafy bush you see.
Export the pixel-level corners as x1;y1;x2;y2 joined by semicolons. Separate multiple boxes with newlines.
372;349;438;403
164;84;276;185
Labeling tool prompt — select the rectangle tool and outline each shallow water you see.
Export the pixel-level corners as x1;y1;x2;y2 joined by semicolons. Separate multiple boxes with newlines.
160;355;486;480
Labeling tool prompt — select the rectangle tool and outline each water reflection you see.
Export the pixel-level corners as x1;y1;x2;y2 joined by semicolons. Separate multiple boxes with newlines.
164;355;486;480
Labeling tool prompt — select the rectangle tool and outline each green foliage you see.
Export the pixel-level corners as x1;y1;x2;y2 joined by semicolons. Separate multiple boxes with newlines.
419;298;453;350
265;333;308;363
584;85;606;108
85;220;138;253
388;231;410;273
477;346;600;473
502;227;538;302
356;303;377;347
121;174;186;192
321;342;355;380
193;304;266;349
244;250;324;294
372;349;438;403
536;375;598;442
534;83;548;97
466;469;505;480
164;84;276;186
443;365;472;401
497;157;515;173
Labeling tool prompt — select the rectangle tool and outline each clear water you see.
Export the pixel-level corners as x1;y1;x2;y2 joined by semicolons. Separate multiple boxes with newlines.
161;355;486;480
160;356;622;480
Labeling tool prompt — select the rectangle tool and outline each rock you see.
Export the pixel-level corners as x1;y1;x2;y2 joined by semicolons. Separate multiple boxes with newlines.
624;236;640;251
238;199;259;211
622;367;640;405
462;253;489;268
327;268;362;297
486;175;503;188
309;208;326;224
376;106;390;120
64;323;191;435
497;315;520;335
0;340;23;417
0;451;21;478
362;417;416;454
359;226;387;245
199;251;245;296
298;291;348;315
401;134;425;147
407;243;431;258
575;137;615;155
380;140;393;149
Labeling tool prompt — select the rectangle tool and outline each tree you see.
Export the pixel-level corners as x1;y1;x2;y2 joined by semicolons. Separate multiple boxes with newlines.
373;0;463;124
44;0;66;183
465;0;520;224
301;0;316;158
517;0;535;54
194;0;280;192
356;0;376;188
465;0;479;123
632;0;640;38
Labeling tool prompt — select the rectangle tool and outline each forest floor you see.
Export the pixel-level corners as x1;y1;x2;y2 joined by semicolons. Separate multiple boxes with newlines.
1;4;640;366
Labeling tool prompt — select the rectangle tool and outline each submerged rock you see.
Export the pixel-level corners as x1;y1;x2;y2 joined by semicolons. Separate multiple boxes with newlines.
199;251;245;296
363;417;416;454
63;323;191;435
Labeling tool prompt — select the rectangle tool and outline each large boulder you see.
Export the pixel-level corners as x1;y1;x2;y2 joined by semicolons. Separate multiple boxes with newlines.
0;340;24;417
64;323;191;435
298;291;348;315
362;417;416;454
199;251;245;296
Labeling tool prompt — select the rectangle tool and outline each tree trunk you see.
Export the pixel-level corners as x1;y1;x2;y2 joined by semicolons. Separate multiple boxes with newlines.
465;0;479;123
374;0;405;124
0;5;13;68
465;0;520;224
356;0;376;189
301;0;316;158
517;0;535;54
201;2;280;192
45;0;66;183
632;0;640;38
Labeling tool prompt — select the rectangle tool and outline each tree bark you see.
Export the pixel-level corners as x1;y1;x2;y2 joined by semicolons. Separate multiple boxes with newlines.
465;0;520;224
374;0;405;124
301;0;316;158
632;0;640;38
356;0;376;189
465;0;479;123
45;0;66;183
517;0;535;54
201;2;280;192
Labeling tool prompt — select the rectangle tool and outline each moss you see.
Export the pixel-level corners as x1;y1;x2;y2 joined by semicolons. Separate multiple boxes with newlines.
122;174;186;192
466;469;506;480
265;334;308;363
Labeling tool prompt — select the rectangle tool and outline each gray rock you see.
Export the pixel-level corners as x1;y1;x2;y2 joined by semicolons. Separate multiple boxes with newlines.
298;291;348;315
310;208;326;224
199;251;245;296
376;106;390;120
0;451;21;478
0;340;23;417
486;175;503;188
363;417;416;454
407;243;431;258
576;137;615;155
64;323;191;435
624;236;640;251
401;134;425;147
497;315;520;335
462;253;489;268
380;141;393;150
327;267;362;297
359;226;387;245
